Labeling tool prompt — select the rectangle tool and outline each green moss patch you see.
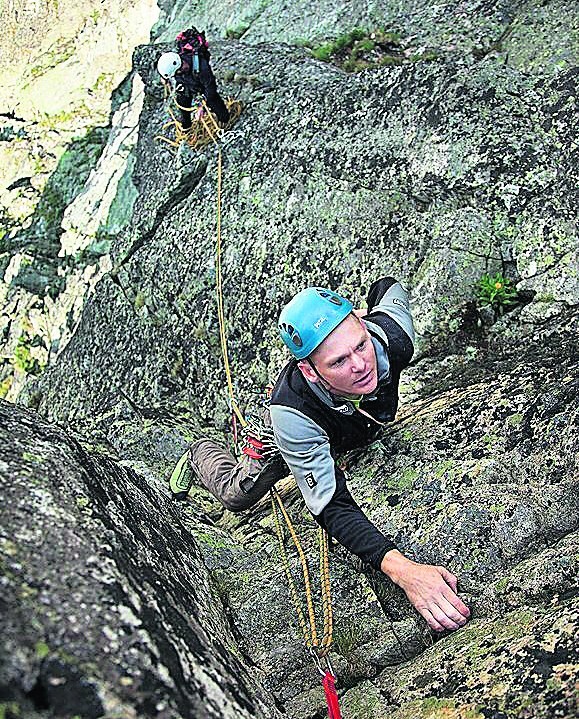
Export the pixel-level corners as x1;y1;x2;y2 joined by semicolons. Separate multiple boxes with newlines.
391;698;484;718
308;28;438;72
7;125;109;299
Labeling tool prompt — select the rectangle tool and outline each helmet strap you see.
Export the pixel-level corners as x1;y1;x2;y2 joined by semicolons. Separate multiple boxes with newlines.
306;358;335;393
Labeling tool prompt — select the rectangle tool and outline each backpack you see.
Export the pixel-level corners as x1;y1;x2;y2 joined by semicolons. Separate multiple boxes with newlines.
176;28;210;72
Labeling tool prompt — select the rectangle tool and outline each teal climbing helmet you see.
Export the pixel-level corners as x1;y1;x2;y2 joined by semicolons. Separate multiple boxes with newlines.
278;287;353;359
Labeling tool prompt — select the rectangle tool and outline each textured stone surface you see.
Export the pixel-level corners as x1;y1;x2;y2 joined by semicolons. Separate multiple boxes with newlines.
173;307;578;717
4;304;578;716
154;0;578;76
338;593;578;718
0;399;281;718
0;1;158;402
1;1;578;717
27;34;578;431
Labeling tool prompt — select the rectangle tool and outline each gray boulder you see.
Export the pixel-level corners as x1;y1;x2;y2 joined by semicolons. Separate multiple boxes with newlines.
0;399;281;718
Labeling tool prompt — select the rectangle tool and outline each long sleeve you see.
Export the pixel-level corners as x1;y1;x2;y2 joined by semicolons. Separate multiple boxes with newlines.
269;404;396;570
366;277;415;372
315;465;395;569
366;277;415;343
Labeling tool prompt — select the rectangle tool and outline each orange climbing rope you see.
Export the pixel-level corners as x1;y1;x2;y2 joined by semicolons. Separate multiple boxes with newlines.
171;97;342;715
155;95;242;151
270;486;334;657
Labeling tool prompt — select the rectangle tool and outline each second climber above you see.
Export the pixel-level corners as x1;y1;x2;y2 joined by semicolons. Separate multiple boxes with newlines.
156;27;230;129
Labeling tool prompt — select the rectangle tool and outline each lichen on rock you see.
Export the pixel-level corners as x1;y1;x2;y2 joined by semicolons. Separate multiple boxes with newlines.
0;399;281;718
1;1;578;717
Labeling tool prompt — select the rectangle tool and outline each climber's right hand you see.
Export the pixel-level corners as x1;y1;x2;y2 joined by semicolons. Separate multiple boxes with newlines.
380;549;471;632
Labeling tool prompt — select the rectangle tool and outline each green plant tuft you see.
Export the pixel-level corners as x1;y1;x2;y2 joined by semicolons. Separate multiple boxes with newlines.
310;27;410;72
0;702;22;719
333;622;364;659
35;641;50;659
225;23;249;39
0;377;12;399
477;273;518;311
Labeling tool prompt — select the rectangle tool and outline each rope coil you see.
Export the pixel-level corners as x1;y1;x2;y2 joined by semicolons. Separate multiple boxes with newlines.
155;92;243;151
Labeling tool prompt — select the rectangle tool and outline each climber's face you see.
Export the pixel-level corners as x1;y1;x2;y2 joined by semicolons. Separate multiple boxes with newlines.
298;314;378;397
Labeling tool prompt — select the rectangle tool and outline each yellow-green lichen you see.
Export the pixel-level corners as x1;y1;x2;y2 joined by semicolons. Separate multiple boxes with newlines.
35;641;50;659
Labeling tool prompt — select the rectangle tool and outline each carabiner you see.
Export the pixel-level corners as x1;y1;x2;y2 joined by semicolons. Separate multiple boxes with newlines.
309;647;326;677
309;648;335;678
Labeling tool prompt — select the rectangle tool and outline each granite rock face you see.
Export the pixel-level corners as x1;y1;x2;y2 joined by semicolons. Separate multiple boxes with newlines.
0;1;158;401
4;0;578;414
26;33;578;432
3;312;577;718
154;0;578;76
170;307;579;718
1;0;578;717
0;399;281;719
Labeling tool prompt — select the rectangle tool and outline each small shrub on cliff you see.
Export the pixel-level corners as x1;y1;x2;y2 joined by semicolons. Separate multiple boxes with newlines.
0;376;12;399
477;273;518;311
311;28;406;71
312;28;367;62
333;622;364;660
225;23;249;39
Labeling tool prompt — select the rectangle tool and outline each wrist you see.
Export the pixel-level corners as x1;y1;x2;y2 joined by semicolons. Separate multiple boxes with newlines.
380;549;413;585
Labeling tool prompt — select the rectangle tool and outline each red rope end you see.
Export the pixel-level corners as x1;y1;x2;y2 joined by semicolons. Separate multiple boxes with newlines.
322;672;342;719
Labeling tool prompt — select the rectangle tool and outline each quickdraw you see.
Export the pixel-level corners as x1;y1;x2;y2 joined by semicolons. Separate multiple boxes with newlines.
241;414;279;459
189;97;343;718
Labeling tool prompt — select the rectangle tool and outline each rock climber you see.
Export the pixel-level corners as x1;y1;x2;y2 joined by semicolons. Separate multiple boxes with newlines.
172;277;471;632
156;27;230;129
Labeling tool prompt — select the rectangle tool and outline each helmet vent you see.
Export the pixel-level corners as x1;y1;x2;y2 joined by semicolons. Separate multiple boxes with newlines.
317;289;343;306
279;286;353;359
280;322;303;348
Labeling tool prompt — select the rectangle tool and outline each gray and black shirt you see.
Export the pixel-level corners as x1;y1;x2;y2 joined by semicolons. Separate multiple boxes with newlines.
269;277;415;571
